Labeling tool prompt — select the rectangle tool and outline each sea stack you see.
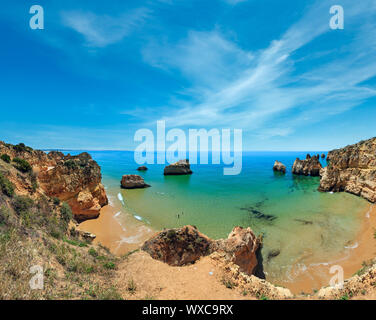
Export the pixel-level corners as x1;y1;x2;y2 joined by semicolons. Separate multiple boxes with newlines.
319;137;376;202
273;161;286;173
292;154;322;176
164;159;193;175
321;153;326;159
137;166;148;171
120;174;150;189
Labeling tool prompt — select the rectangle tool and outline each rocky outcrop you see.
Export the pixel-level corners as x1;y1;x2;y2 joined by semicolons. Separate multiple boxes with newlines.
38;153;108;221
164;159;193;175
273;161;286;173
321;153;326;159
142;225;262;276
319;138;376;202
292;154;322;177
137;166;148;171
120;175;150;189
0;141;108;222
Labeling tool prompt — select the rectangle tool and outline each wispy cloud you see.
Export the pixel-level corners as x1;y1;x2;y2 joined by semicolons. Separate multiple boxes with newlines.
61;8;149;47
141;0;376;137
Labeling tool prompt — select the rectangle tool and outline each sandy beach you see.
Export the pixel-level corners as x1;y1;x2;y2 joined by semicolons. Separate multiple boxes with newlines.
79;197;376;295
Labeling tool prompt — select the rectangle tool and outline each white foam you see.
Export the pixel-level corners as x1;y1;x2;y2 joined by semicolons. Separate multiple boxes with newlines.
134;215;143;221
117;193;125;205
329;191;334;194
114;211;121;217
344;242;358;249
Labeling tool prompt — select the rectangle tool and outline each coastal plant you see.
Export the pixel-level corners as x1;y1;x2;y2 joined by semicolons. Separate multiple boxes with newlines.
127;279;137;294
13;143;33;153
221;277;236;289
12;157;32;173
103;261;116;270
12;195;34;216
60;202;73;224
0;173;14;197
0;154;11;163
88;248;98;258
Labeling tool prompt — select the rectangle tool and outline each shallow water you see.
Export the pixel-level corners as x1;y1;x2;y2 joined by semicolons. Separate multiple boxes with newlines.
67;150;368;287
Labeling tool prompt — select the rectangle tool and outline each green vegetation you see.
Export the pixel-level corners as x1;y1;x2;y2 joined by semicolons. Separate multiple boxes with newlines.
103;261;116;270
259;295;269;301
12;157;32;173
221;278;236;289
340;294;349;300
127;279;137;295
13;143;33;153
0;154;11;163
64;160;78;170
89;248;98;257
52;197;61;205
60;202;73;224
0;173;14;197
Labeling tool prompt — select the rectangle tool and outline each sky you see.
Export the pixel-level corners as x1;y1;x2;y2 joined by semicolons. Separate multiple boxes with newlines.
0;0;376;151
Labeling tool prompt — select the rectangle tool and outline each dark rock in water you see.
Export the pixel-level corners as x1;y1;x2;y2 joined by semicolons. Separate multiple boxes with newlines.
292;156;322;177
267;249;281;261
120;174;150;189
137;166;148;171
164;159;193;175
294;219;313;225
321;153;326;159
306;154;311;160
273;161;286;173
319;137;376;203
240;206;277;221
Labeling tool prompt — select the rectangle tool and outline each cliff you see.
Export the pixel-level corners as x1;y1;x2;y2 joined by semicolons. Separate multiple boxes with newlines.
319;137;376;202
0;141;108;221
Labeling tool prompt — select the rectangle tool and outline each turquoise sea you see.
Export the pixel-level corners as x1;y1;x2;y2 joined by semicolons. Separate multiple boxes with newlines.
66;150;368;288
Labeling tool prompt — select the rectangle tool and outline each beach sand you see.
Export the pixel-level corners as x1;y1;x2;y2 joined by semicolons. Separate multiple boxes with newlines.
79;200;376;295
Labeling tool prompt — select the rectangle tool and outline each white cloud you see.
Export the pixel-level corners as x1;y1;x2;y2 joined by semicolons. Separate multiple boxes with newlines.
141;0;376;137
61;8;149;47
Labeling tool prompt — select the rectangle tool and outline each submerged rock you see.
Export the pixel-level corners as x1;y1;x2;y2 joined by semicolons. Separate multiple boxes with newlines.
319;137;376;202
164;159;193;175
292;155;322;177
120;174;150;189
273;161;286;173
267;249;281;261
137;166;148;171
142;225;262;276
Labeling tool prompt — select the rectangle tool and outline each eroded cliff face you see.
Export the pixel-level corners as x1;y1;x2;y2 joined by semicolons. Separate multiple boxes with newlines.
319;138;376;202
0;141;108;221
142;225;262;277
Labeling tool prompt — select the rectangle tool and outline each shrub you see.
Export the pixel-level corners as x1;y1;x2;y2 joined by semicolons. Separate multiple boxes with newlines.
0;173;15;197
64;160;77;170
60;202;73;223
13;143;32;153
12;196;34;215
12;158;32;173
127;279;137;295
52;197;61;205
0;154;11;163
103;262;116;270
88;248;98;257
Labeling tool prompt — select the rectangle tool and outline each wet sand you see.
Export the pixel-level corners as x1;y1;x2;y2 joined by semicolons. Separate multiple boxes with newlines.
285;204;376;294
79;199;376;295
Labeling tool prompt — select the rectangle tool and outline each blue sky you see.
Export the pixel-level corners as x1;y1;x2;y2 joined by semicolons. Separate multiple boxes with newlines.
0;0;376;151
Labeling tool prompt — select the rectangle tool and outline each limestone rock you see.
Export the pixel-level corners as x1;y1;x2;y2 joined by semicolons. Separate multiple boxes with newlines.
273;161;286;173
137;166;148;171
142;225;262;277
292;155;322;177
164;159;193;175
120;174;150;189
319;137;376;202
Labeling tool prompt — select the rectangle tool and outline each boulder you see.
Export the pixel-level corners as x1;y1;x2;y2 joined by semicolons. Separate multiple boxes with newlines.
120;174;150;189
137;166;148;171
319;137;376;202
164;159;193;175
142;225;262;276
292;155;322;177
273;161;286;173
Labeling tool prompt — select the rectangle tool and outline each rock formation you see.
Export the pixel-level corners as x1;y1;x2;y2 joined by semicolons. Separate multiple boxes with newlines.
137;166;148;171
319;137;376;202
321;153;326;159
120;174;150;189
273;161;286;173
142;225;262;277
0;141;108;222
292;154;322;176
164;159;193;175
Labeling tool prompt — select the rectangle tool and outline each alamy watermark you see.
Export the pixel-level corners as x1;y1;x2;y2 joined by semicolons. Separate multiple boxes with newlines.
29;5;44;30
330;5;344;30
29;265;44;290
134;121;243;175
